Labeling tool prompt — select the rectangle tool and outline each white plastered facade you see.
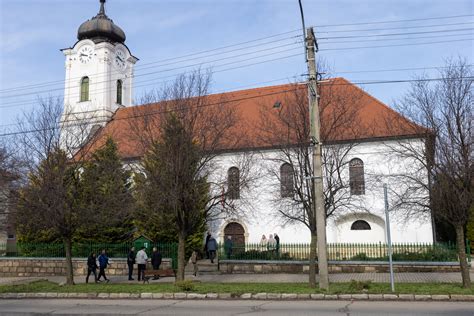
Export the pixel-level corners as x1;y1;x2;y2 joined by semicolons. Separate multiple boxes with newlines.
205;139;433;245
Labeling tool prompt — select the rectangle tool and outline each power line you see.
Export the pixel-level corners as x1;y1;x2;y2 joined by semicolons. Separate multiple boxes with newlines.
0;32;302;94
0;86;305;137
319;28;474;40
323;32;474;44
3;15;473;95
332;65;474;75
320;38;473;51
2;76;472;136
2;18;471;95
2;34;471;105
0;52;304;109
317;21;474;33
0;43;302;100
315;14;474;28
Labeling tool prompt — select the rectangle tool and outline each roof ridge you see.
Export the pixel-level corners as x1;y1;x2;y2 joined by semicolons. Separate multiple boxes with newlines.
336;77;423;131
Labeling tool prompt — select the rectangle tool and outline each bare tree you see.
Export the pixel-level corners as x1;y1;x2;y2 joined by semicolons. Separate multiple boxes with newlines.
256;79;366;287
127;70;256;280
388;57;473;288
14;97;95;285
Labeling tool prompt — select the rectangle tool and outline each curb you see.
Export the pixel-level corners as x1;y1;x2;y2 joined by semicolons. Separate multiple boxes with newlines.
0;293;473;301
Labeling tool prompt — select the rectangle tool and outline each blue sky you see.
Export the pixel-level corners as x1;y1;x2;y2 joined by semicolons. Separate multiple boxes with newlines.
0;0;472;130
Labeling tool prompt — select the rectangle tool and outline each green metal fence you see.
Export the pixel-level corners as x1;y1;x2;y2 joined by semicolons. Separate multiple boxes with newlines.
0;241;468;264
218;241;467;262
0;242;179;268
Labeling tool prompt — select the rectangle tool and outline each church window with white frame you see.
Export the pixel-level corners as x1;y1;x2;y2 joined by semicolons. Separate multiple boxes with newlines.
80;76;89;102
349;158;365;195
280;163;294;198
227;167;240;200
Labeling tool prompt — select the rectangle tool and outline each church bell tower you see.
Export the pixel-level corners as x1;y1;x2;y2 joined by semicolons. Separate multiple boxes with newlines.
61;0;138;147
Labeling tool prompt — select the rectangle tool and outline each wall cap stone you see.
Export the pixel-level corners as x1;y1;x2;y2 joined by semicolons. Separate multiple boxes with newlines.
1;292;474;301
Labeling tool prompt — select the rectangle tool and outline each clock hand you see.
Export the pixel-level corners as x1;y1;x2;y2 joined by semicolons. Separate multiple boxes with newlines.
117;56;124;62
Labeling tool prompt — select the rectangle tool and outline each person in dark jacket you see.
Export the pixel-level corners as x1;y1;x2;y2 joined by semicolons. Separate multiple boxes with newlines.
127;247;136;281
274;233;280;256
151;247;162;280
207;235;218;263
204;232;211;259
86;252;98;284
224;236;233;259
97;249;110;283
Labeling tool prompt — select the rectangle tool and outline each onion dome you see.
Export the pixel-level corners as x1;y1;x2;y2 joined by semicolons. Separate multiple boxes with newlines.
77;0;126;44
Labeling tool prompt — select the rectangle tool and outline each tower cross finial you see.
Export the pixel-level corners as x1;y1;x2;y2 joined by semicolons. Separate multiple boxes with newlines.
99;0;106;15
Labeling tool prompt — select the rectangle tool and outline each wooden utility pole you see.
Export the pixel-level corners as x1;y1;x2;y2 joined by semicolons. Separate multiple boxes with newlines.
306;26;329;290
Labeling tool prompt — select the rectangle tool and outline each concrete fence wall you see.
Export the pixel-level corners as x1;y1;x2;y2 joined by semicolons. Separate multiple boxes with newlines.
219;260;463;274
0;258;463;277
0;258;172;277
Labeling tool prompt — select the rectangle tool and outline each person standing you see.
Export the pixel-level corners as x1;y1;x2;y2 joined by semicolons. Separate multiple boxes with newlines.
190;250;199;277
267;234;276;251
204;232;211;259
151;247;162;280
259;234;267;251
136;246;148;281
207;235;217;263
127;247;136;281
97;249;110;283
224;236;233;259
274;233;280;256
86;252;98;284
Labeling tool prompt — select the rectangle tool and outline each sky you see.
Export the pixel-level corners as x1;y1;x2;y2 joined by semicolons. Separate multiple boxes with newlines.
0;0;473;131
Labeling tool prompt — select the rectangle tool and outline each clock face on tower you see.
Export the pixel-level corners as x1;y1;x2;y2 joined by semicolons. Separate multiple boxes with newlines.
114;49;127;71
78;45;94;64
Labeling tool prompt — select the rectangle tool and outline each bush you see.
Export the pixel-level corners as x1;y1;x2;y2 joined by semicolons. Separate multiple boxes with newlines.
230;250;293;261
174;280;195;292
349;279;372;291
351;253;370;261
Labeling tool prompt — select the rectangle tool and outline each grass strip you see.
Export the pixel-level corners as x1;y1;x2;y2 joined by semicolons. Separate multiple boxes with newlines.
0;280;473;295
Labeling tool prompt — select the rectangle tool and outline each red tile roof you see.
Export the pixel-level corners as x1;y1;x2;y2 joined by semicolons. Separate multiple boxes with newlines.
83;77;426;160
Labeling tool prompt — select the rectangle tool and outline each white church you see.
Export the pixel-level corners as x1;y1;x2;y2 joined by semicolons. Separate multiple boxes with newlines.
61;1;434;245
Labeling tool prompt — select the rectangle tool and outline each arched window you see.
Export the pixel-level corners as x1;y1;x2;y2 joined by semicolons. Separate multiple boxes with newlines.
80;76;89;102
280;163;294;198
349;158;365;195
227;167;240;199
351;220;371;230
116;80;123;105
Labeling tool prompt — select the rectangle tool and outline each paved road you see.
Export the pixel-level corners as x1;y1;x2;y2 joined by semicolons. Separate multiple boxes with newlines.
0;299;473;315
2;271;474;286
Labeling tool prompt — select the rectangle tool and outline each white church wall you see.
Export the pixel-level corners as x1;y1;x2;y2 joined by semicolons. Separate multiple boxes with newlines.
205;138;433;244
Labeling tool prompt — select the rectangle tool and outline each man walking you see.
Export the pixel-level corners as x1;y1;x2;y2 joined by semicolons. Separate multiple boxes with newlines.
207;234;217;263
86;251;98;283
136;246;148;281
97;249;110;283
127;247;136;281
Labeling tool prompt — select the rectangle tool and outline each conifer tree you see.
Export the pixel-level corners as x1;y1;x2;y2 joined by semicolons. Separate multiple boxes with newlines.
77;137;134;243
17;148;83;285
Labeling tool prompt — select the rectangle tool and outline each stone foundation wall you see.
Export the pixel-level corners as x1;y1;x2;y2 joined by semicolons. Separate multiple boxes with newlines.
0;258;172;277
219;260;462;274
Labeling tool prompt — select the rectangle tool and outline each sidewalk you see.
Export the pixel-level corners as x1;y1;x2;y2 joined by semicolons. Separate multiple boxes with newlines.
2;271;474;286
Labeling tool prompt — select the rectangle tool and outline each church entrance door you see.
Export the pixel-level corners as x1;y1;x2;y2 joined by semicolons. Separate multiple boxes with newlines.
224;222;245;247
